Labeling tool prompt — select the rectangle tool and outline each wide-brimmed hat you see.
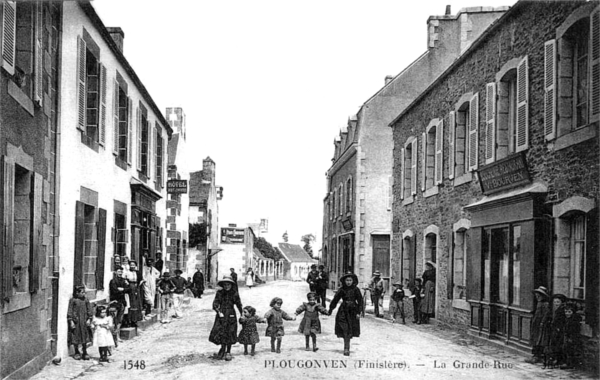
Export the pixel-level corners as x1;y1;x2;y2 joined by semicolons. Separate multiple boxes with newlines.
551;293;567;303
532;286;549;299
217;276;236;288
340;272;358;285
372;271;381;276
161;272;171;278
425;261;436;268
392;282;403;287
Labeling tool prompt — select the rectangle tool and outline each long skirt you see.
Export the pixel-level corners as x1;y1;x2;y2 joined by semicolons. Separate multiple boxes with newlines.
209;314;238;345
420;280;435;315
128;283;144;322
334;304;360;339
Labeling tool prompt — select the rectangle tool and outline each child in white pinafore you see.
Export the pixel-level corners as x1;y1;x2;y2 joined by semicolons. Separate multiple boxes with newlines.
92;306;115;362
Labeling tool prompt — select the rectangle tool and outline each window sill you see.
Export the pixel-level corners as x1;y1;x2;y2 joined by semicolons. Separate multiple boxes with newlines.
552;122;598;151
453;172;473;187
115;157;128;171
402;195;414;206
138;172;148;183
452;299;470;311
81;133;100;152
8;81;34;116
2;292;31;314
423;185;439;198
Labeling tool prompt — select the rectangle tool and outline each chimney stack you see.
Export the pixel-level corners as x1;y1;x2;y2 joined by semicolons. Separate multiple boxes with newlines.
385;75;394;85
106;27;124;53
445;5;451;15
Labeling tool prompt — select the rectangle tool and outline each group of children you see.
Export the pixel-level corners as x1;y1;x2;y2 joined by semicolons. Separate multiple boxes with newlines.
209;272;363;360
529;286;584;369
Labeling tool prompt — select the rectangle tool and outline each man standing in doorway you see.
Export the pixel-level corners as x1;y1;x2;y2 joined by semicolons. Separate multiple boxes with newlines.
369;271;385;318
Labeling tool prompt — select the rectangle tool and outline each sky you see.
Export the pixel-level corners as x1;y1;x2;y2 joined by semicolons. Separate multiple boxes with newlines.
92;0;516;251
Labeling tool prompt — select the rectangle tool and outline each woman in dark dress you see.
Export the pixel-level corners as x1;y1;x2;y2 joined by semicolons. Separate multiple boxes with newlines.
419;261;436;324
125;261;144;326
209;277;243;361
328;272;363;356
527;286;551;364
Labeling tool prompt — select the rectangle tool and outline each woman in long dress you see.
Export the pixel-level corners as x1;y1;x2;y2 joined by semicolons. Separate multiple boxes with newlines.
208;277;243;361
419;261;436;324
328;272;363;356
245;268;255;289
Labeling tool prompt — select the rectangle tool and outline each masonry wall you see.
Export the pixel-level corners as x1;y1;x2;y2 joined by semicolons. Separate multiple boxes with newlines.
392;1;596;327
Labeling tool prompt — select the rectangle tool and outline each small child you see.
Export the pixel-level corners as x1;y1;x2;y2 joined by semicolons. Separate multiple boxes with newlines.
67;285;93;360
561;302;583;369
390;282;406;324
157;272;175;323
91;305;115;363
264;297;295;353
295;292;328;352
106;302;119;355
238;306;266;356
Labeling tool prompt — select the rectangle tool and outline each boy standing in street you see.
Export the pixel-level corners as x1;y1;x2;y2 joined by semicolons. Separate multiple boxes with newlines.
369;271;385;318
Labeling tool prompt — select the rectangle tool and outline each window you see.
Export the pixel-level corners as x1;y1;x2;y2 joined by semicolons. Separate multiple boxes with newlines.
137;104;150;177
74;201;107;292
346;177;352;214
1;153;42;312
570;214;586;300
453;229;468;300
451;93;479;180
482;224;521;305
113;75;131;168
155;123;163;188
332;190;336;219
422;119;443;193
547;6;599;142
113;212;128;263
399;137;417;201
338;184;343;217
424;233;437;263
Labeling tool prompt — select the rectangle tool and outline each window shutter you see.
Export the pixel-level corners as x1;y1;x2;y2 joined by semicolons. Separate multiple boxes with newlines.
590;6;600;122
76;36;87;131
99;64;107;146
136;107;141;171
516;56;529;152
447;231;454;300
448;112;455;179
399;148;404;200
1;156;15;303
1;1;16;75
113;81;119;155
339;185;343;216
468;93;479;171
411;139;417;195
96;208;107;291
543;40;557;140
585;208;599;327
421;133;426;191
127;98;133;165
485;83;496;163
74;201;85;287
34;2;43;105
435;119;443;185
29;173;42;293
154;124;158;183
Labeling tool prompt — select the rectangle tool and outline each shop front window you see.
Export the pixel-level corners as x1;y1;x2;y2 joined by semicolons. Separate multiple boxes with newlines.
482;224;521;305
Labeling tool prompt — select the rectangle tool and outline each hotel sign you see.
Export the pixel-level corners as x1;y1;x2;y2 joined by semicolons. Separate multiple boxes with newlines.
167;179;188;194
221;227;245;244
478;153;531;195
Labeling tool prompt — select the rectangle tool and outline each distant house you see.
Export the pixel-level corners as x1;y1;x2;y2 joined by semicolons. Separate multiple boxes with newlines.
276;243;317;281
252;248;274;282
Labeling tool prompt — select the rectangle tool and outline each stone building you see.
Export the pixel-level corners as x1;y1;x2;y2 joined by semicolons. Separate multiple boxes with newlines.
166;107;190;275
391;0;598;364
277;243;317;282
321;5;507;289
189;157;222;287
56;1;171;360
0;2;62;378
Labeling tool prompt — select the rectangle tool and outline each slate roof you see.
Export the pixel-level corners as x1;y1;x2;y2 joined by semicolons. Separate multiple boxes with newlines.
277;243;315;263
253;248;268;260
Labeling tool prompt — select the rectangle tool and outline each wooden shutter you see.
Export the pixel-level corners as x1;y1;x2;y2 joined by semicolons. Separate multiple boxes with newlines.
399;148;405;200
446;231;454;300
99;64;107;146
544;40;557;140
448;112;455;179
113;81;119;155
127;98;133;165
29;173;42;293
410;139;417;195
591;6;600;123
1;156;15;302
1;1;16;75
485;83;496;163
516;56;529;152
96;208;107;290
136;107;141;171
468;93;479;172
74;201;85;287
435;119;443;185
585;208;599;327
148;119;153;181
421;133;426;191
76;36;87;131
34;2;43;105
154;124;158;183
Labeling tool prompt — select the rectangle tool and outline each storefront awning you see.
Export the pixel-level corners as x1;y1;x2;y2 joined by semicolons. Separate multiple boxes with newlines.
464;182;547;210
370;229;391;235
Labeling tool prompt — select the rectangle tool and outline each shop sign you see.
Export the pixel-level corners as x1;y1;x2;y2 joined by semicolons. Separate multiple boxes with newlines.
478;153;531;195
342;218;353;232
221;227;245;244
167;179;188;194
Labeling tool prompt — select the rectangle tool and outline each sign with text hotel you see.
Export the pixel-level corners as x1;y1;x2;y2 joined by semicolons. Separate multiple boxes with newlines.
221;227;245;244
166;179;188;194
477;153;531;195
